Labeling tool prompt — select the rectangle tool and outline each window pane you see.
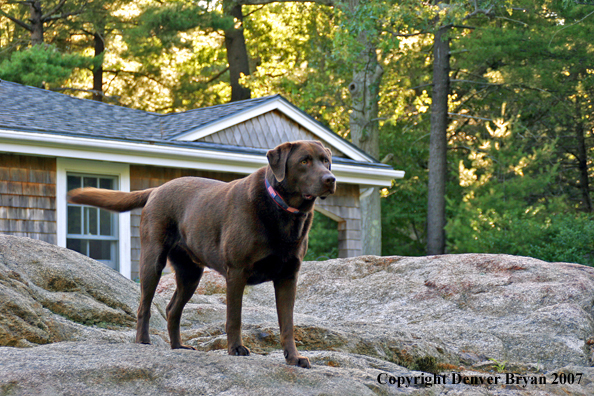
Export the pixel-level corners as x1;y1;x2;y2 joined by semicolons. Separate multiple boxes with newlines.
99;209;113;236
89;240;112;261
67;238;84;254
67;206;82;234
100;178;114;190
85;207;98;235
67;175;81;191
83;177;97;188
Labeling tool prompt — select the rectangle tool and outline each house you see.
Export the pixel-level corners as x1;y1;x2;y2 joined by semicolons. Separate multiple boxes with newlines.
0;79;404;280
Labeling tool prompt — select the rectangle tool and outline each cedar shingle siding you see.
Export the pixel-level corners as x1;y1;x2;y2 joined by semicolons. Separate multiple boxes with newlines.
200;110;345;157
0;154;56;244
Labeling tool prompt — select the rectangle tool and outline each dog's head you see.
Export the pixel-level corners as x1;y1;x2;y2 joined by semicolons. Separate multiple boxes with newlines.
266;140;336;201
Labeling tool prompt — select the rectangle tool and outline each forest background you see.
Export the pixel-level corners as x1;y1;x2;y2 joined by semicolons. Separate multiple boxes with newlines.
1;0;593;265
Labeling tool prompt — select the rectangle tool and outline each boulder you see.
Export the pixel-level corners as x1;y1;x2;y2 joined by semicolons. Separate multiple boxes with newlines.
2;235;594;395
1;341;593;395
0;342;411;396
177;254;594;372
0;235;167;347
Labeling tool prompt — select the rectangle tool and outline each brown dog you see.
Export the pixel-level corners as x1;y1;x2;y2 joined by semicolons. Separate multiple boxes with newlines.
67;140;336;368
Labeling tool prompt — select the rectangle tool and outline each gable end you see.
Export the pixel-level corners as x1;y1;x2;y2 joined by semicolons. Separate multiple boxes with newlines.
198;110;346;157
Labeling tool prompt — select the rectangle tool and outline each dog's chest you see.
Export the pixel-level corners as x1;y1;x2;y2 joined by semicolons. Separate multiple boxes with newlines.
246;254;301;285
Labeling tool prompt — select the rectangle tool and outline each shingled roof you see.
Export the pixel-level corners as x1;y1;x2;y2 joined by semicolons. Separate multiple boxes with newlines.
1;79;399;170
0;79;278;142
158;97;276;140
0;80;405;186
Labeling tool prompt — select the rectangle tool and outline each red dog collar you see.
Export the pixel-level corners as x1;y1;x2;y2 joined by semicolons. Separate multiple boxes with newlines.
265;178;302;214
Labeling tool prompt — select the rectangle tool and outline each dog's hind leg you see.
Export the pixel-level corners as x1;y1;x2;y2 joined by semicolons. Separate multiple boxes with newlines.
165;246;203;350
136;218;171;345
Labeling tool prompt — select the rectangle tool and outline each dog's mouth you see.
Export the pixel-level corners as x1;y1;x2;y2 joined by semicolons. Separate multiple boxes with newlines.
303;189;334;201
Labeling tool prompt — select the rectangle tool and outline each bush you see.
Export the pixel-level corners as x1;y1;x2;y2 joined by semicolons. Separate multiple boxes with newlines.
448;212;594;266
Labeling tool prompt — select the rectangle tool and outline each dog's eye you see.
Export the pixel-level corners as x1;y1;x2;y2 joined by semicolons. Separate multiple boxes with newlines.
301;159;308;165
323;158;329;163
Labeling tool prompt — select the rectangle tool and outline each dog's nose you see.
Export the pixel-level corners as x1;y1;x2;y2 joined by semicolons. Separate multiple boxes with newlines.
322;174;336;186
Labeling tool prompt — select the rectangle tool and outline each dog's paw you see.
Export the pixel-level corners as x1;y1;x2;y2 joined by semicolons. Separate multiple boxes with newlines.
287;356;311;369
229;345;250;356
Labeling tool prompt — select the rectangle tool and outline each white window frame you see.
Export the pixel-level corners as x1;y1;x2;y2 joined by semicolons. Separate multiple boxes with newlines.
56;158;131;279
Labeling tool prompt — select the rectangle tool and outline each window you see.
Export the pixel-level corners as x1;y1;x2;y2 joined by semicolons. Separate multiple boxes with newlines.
66;174;119;270
57;159;130;279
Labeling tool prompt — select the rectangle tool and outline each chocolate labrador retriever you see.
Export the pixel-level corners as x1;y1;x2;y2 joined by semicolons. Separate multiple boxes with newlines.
67;140;336;368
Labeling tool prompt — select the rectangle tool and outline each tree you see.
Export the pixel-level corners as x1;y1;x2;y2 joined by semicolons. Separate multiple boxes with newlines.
223;1;251;101
0;0;86;45
424;0;529;254
241;2;349;131
225;0;333;102
117;0;232;110
333;0;386;255
66;0;121;102
0;0;126;97
426;21;450;255
443;0;594;262
0;43;89;87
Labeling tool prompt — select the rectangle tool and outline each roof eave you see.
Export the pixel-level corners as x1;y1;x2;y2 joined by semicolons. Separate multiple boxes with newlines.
0;128;404;187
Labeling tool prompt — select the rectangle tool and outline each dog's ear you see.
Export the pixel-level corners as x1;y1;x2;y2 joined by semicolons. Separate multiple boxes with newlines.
267;142;293;182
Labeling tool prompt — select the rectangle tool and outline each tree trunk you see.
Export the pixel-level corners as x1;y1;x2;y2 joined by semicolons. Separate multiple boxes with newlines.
426;25;450;255
92;30;105;102
575;100;592;212
224;4;251;102
29;0;44;45
348;30;384;256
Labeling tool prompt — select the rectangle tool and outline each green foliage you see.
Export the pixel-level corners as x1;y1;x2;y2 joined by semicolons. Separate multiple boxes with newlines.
377;0;594;264
489;358;508;373
523;214;594;266
332;0;433;64
449;211;594;266
305;213;339;261
0;45;90;88
442;0;594;265
125;1;232;59
378;32;434;256
242;3;351;134
380;117;431;257
410;355;439;374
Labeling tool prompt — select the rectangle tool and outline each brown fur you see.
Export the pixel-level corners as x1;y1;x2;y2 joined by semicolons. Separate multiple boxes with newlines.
67;188;155;212
67;140;336;368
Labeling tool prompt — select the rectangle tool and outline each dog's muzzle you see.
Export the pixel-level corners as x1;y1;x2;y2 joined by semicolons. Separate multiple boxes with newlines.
319;173;336;199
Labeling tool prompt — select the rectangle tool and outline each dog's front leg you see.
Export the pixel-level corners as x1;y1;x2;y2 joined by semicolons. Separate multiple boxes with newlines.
225;269;250;356
274;277;311;368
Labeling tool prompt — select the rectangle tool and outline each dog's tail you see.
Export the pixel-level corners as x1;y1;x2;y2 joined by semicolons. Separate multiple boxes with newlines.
67;188;155;212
